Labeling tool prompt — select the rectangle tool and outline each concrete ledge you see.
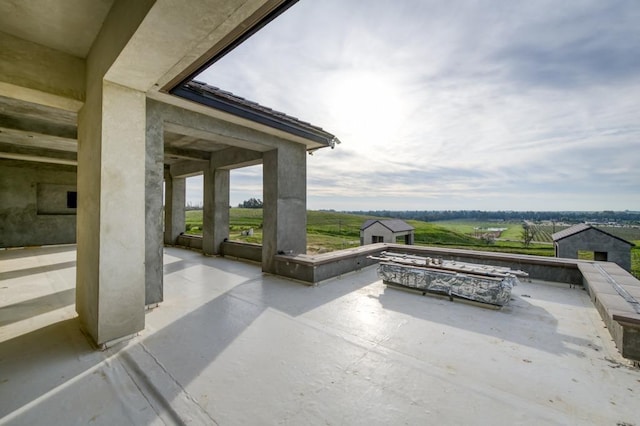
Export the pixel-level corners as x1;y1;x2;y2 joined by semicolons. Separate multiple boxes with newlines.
174;240;583;286
175;234;203;250
221;241;262;262
273;243;585;285
579;262;640;362
274;244;384;284
175;237;262;261
612;311;640;326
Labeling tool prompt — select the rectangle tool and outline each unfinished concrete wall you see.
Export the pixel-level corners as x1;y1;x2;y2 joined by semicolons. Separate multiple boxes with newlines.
76;79;147;345
273;243;584;285
556;228;632;271
221;241;262;262
145;98;164;306
202;166;230;256
262;144;307;272
164;170;186;245
0;159;76;247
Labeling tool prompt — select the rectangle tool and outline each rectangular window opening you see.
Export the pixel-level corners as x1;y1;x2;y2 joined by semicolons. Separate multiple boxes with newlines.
67;191;77;209
594;251;608;262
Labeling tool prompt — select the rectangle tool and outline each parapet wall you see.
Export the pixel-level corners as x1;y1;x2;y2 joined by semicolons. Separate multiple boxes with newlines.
177;239;584;285
274;243;583;285
274;245;382;283
579;262;640;362
221;241;262;263
175;234;203;250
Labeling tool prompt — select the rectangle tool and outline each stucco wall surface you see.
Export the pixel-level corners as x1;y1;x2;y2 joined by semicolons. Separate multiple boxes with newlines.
0;159;76;247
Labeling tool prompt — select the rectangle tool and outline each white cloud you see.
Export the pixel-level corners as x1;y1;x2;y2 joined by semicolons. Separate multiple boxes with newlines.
197;0;640;211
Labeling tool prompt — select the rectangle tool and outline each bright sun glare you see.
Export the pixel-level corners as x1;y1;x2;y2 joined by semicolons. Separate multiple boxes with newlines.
327;71;408;149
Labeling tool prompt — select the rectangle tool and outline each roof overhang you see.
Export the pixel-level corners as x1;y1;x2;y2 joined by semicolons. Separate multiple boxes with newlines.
172;82;339;150
162;0;299;93
162;0;340;152
0;0;340;167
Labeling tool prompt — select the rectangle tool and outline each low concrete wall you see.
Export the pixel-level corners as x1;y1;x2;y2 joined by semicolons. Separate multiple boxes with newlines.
175;234;203;250
274;244;583;286
579;262;640;362
221;241;262;262
274;245;383;283
171;240;583;286
175;238;262;263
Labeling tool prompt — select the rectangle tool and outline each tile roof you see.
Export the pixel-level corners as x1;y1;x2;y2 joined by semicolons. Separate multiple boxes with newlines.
173;81;340;148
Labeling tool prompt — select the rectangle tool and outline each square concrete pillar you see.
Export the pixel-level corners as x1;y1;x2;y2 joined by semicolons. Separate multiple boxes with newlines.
76;81;146;346
203;165;230;255
145;102;164;306
164;169;185;245
262;144;307;273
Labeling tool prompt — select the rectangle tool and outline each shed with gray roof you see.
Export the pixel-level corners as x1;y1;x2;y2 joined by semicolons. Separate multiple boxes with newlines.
553;223;634;271
360;219;415;246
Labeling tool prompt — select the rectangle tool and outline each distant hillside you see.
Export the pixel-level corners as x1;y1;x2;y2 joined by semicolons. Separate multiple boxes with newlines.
185;208;478;251
184;208;637;277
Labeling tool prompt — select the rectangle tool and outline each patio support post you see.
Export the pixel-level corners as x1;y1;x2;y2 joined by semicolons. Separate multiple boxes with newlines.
203;163;230;255
262;143;307;273
164;169;186;245
76;80;146;345
145;102;164;306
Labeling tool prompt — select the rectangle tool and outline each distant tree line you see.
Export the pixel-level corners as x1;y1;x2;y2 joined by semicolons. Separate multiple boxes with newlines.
238;198;263;209
341;210;640;224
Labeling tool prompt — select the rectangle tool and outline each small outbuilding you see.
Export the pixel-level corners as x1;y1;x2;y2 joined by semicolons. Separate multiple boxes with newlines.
552;223;634;271
360;219;415;246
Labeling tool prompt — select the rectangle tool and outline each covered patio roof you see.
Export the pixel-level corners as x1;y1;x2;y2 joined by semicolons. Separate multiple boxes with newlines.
0;0;340;346
1;0;336;168
0;79;337;168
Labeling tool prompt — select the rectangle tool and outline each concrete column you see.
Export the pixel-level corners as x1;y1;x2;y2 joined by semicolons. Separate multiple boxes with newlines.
262;143;307;273
203;165;230;255
145;102;164;306
76;81;146;345
164;169;186;245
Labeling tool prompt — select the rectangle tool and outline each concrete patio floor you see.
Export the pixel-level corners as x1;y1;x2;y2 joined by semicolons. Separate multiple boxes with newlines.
1;245;639;425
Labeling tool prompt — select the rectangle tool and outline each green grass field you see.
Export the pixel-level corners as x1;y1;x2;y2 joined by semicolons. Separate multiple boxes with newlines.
186;209;550;254
186;209;480;253
183;209;638;277
432;220;522;239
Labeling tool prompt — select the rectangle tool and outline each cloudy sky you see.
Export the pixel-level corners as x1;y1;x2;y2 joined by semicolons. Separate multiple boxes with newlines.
191;0;640;211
